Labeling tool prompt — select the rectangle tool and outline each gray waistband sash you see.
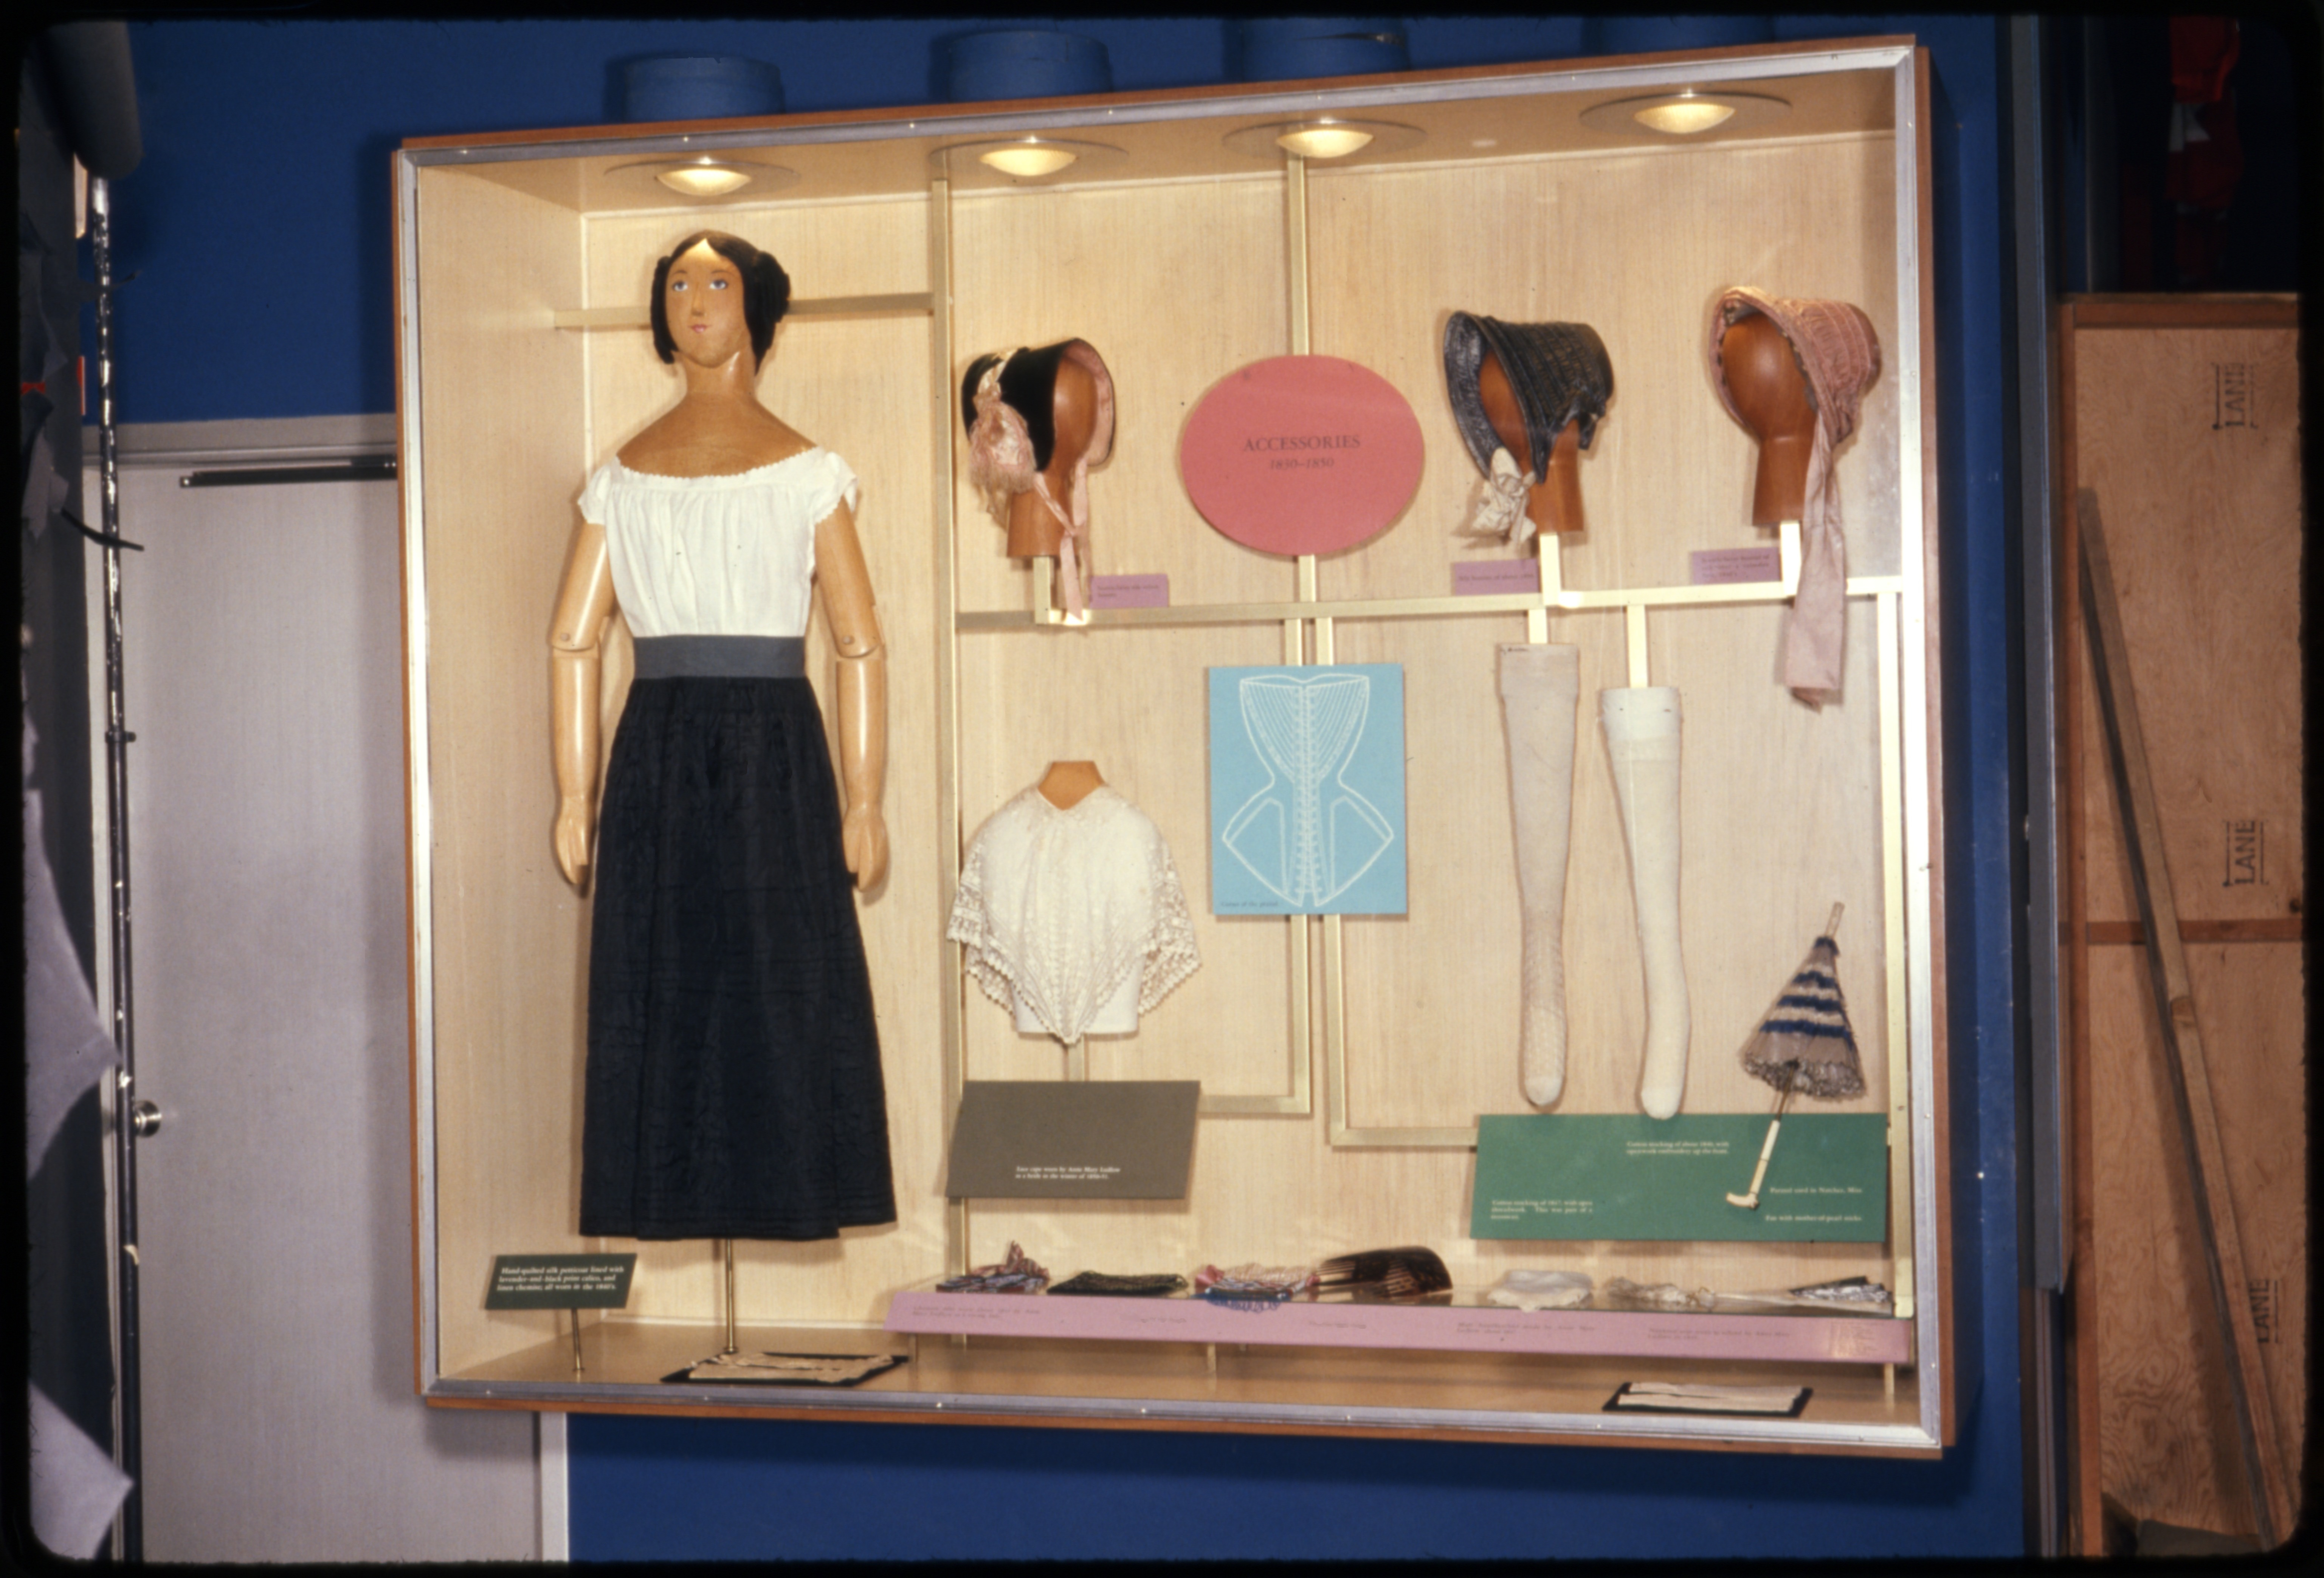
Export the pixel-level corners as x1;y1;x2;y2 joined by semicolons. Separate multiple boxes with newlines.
632;635;806;680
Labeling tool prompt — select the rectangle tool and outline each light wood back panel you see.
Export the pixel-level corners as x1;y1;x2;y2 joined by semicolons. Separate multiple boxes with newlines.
412;166;591;1372
945;172;1306;1113
951;138;1902;1300
1308;136;1904;599
948;175;1298;610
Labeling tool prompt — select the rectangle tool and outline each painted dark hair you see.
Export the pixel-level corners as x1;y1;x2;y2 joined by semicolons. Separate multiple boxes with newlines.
649;231;791;367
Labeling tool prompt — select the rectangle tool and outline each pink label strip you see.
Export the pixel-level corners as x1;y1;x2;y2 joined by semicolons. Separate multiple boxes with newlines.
1090;574;1169;610
885;1292;1911;1364
1454;559;1542;595
1689;545;1783;585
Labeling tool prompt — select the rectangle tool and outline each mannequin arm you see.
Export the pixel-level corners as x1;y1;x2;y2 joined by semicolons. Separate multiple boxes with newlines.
815;501;888;891
550;518;617;888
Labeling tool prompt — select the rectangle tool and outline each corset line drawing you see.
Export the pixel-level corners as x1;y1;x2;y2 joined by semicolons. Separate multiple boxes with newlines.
1222;672;1393;907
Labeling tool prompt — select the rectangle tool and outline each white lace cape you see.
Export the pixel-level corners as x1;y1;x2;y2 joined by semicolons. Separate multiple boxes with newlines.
945;786;1200;1047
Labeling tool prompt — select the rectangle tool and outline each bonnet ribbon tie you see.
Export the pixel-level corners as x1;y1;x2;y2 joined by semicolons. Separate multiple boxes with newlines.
1459;445;1534;546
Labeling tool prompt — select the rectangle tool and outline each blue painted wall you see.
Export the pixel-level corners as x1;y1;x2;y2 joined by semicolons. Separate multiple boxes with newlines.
107;14;2024;1558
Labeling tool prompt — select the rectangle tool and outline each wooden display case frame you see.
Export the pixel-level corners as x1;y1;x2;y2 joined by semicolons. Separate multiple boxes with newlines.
394;36;1953;1453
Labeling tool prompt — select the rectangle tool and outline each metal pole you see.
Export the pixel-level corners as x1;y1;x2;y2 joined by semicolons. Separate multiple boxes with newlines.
92;172;144;1563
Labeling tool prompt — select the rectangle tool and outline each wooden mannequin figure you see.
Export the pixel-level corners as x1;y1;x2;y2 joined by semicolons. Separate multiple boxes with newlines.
550;229;896;1248
1713;311;1817;527
1476;346;1587;536
962;339;1117;621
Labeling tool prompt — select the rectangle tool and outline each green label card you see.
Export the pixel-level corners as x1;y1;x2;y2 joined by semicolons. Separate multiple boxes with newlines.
484;1253;637;1310
1470;1114;1887;1242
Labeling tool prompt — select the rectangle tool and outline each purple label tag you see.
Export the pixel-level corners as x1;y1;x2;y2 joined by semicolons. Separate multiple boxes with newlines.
1090;574;1169;610
1690;546;1782;585
1453;558;1541;595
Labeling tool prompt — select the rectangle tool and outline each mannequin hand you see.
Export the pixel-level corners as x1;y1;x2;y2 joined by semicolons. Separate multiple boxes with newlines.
842;803;888;892
553;798;594;889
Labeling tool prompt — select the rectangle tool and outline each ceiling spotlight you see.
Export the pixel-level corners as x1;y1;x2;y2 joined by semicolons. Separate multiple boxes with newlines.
605;157;800;201
658;160;753;197
979;141;1079;178
1578;91;1789;139
928;137;1125;182
1276;123;1374;159
1220;118;1424;162
1636;96;1735;135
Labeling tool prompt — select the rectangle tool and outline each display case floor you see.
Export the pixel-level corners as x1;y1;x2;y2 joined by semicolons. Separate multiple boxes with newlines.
432;1315;1931;1453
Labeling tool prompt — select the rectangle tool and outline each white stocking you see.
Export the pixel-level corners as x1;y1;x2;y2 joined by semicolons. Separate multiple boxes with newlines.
1601;687;1689;1117
1497;644;1579;1106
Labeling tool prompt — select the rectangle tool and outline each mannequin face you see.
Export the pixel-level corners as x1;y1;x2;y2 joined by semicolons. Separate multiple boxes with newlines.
664;242;751;370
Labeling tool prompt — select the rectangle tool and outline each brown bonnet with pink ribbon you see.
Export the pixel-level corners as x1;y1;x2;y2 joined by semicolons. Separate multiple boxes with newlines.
961;340;1116;619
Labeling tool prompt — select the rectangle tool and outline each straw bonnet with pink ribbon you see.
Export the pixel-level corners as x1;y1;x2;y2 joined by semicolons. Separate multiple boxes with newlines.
1707;288;1881;706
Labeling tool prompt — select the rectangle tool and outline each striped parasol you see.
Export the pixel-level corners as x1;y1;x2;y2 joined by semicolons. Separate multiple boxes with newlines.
1727;904;1862;1208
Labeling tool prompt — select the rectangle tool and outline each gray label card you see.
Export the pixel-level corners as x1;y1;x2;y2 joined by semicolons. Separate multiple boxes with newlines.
944;1080;1201;1200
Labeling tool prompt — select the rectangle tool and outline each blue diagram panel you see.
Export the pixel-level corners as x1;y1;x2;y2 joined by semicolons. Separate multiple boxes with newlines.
1207;664;1406;915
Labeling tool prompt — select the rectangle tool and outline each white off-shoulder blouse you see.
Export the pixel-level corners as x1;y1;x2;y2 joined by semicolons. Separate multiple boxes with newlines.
577;448;858;640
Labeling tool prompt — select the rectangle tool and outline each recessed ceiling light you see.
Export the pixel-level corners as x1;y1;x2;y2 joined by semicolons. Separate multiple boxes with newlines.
1578;91;1789;139
1636;98;1735;135
659;161;753;196
979;142;1079;178
1276;124;1373;159
927;137;1126;183
1220;118;1424;162
604;156;800;201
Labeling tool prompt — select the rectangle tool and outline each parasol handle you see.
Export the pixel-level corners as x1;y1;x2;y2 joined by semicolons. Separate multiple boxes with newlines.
1725;1117;1782;1209
1824;902;1844;939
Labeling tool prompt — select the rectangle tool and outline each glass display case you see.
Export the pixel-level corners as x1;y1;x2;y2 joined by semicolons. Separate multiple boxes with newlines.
396;34;1954;1452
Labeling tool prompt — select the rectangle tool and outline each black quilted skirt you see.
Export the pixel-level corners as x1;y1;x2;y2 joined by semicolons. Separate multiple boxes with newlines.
579;674;895;1240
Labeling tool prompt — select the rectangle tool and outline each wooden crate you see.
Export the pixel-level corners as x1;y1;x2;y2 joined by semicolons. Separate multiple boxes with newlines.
2055;296;2305;1545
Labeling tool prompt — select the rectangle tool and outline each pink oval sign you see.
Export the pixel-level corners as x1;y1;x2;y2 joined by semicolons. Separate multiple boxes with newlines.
1179;355;1424;556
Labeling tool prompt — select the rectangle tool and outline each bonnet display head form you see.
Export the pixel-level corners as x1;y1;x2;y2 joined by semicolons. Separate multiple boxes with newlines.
1706;286;1881;524
1706;286;1882;705
960;339;1117;619
1442;313;1613;543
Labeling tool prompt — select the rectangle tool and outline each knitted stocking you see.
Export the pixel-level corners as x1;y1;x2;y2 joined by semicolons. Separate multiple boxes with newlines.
1601;687;1689;1118
1497;644;1580;1106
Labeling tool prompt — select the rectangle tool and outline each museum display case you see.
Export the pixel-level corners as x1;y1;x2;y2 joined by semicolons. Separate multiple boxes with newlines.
395;34;1953;1451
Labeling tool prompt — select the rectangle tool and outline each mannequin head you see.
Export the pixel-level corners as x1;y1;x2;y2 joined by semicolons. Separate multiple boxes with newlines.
1716;312;1817;525
1476;345;1586;535
650;231;791;368
1707;288;1881;528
